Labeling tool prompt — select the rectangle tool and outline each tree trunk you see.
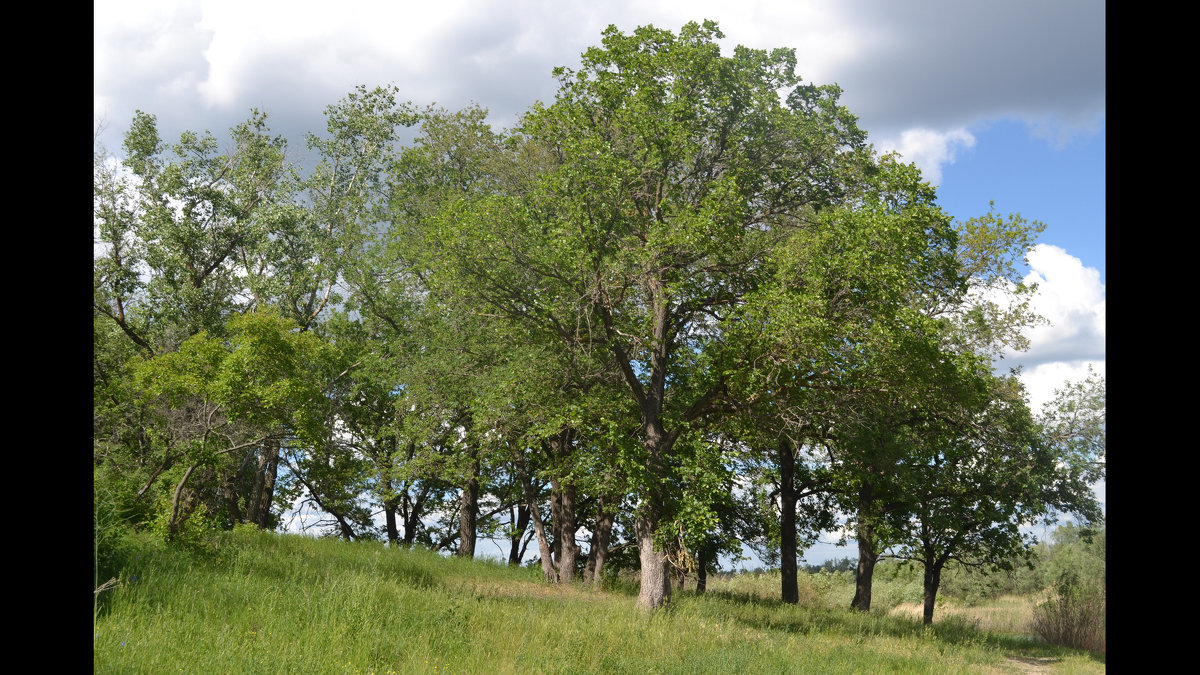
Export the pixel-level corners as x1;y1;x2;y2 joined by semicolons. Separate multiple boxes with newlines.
545;429;579;582
222;469;243;525
457;453;479;558
850;483;878;612
552;479;579;581
384;497;400;544
337;514;355;541
779;436;799;604
923;559;945;625
246;444;269;525
167;462;200;540
696;541;712;594
247;441;279;529
508;502;530;565
635;514;671;610
585;494;615;584
402;486;423;545
514;454;557;581
634;417;672;611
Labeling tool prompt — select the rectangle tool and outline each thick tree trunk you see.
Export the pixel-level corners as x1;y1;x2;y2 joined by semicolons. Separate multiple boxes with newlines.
549;482;563;570
457;453;479;558
635;514;671;610
779;436;799;604
923;559;945;625
257;448;279;528
246;445;269;525
850;483;878;612
634;419;672;610
552;479;579;581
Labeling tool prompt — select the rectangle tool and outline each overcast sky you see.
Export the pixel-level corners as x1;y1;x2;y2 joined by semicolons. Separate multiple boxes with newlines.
95;1;1105;562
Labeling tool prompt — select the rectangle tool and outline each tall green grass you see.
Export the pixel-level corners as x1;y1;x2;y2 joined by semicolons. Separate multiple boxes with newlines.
94;529;1105;673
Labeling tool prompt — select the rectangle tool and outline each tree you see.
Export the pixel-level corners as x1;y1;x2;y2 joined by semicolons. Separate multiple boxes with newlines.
716;150;962;606
1038;368;1106;492
431;20;887;609
823;203;1051;613
885;372;1039;624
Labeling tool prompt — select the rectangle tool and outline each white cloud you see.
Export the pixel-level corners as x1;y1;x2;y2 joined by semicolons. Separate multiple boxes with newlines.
1011;244;1105;367
875;127;975;185
94;1;1104;157
996;244;1104;412
1019;360;1105;415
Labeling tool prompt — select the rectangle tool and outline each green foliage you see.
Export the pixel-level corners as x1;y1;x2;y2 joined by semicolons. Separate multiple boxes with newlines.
1039;368;1106;490
1030;574;1105;653
95;21;1105;620
94;466;160;584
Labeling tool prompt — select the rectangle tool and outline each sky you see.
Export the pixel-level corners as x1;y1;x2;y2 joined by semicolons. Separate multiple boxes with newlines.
95;1;1105;564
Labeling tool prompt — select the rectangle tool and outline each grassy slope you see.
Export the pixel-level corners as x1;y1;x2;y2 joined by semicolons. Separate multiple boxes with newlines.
93;530;1104;674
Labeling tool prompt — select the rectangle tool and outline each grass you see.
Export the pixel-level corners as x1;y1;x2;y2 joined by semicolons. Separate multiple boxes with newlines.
94;529;1105;673
888;595;1037;636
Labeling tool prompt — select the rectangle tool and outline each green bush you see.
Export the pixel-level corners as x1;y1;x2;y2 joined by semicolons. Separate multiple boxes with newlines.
94;465;159;583
1030;573;1105;652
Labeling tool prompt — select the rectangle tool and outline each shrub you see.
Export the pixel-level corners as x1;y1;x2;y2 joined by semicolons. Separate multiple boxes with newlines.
1029;574;1105;652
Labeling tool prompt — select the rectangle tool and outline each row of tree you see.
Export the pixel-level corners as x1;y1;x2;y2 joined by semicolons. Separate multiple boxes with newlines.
94;21;1104;622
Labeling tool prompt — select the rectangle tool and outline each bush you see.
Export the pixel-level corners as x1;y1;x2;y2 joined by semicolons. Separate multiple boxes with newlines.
1030;574;1105;652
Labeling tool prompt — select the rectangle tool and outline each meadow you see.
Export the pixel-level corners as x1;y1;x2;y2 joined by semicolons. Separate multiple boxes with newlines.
93;528;1104;673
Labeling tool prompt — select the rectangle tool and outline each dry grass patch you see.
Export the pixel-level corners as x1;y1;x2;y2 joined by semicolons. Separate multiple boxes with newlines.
889;594;1037;634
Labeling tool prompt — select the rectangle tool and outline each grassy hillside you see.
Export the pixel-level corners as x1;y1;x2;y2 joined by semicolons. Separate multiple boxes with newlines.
93;529;1104;673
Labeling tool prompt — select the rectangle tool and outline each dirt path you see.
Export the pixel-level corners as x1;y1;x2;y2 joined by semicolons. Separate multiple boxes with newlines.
1003;656;1060;673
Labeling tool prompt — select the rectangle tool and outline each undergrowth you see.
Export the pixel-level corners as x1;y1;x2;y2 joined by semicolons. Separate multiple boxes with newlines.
94;529;1105;673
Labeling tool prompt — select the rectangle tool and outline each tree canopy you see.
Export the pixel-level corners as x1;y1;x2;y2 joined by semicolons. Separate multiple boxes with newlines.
95;20;1103;618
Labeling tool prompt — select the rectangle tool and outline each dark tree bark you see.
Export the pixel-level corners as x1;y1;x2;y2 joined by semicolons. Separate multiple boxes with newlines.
585;494;615;584
336;515;356;540
401;478;432;545
545;429;580;581
634;415;674;610
551;479;579;581
514;452;557;581
779;436;799;604
384;496;400;544
247;441;280;529
508;502;530;565
923;558;946;625
457;451;480;558
696;541;714;594
850;482;878;612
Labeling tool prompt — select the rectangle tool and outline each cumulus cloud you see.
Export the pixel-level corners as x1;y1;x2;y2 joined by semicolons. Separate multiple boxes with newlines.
1011;244;1105;367
94;0;1105;157
992;244;1105;413
874;127;975;185
1019;360;1105;417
